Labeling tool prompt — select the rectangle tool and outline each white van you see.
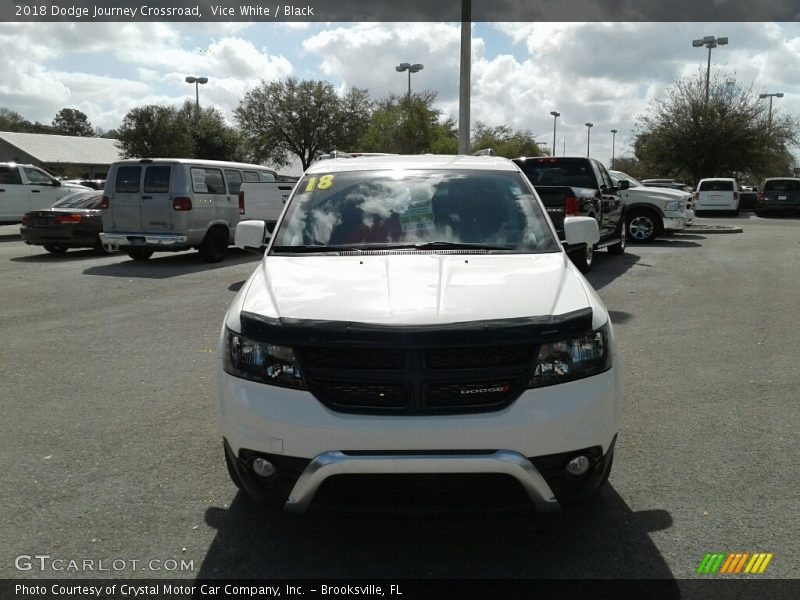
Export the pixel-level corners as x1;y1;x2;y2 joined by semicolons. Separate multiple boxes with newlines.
694;178;739;214
0;163;91;224
99;158;278;261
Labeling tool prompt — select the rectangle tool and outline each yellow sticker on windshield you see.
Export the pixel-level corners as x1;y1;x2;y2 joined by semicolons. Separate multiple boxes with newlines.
304;174;335;193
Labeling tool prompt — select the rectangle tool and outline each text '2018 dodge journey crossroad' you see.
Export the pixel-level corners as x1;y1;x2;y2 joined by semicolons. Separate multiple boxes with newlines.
218;155;621;513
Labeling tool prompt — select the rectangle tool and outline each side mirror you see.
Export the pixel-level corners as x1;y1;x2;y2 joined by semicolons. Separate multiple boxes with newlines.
235;220;268;253
617;180;630;190
564;216;600;247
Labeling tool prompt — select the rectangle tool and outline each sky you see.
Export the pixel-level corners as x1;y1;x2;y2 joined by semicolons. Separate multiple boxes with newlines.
1;20;799;170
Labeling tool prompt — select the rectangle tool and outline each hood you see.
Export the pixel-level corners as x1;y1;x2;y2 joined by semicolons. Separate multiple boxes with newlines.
624;186;689;200
239;253;591;326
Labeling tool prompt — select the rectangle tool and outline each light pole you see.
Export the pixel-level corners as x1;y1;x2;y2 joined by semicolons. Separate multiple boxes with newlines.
395;63;424;97
692;35;728;103
550;111;560;156
759;92;784;135
585;122;593;157
610;129;618;169
185;76;208;113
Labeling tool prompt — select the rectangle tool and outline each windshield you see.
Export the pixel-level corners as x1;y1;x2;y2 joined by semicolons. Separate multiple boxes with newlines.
270;169;560;254
51;192;101;208
610;171;643;188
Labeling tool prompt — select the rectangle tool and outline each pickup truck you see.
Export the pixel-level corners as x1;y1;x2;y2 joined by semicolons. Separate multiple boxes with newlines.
234;179;299;249
0;163;91;224
512;156;626;272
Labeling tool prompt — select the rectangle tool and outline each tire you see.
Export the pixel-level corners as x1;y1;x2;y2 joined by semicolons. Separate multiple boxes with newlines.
127;248;154;261
626;209;661;243
607;223;626;255
94;238;115;255
199;226;229;263
44;245;68;254
569;244;594;273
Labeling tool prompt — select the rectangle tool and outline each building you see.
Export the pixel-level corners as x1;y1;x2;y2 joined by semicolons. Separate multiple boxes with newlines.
0;131;122;179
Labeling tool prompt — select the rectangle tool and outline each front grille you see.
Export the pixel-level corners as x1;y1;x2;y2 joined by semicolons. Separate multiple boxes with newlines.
298;345;534;415
310;473;533;512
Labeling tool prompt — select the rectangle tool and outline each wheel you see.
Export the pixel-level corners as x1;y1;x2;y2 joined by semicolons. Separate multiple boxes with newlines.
626;209;661;243
199;227;229;263
733;208;740;217
94;238;115;255
607;223;626;255
569;244;594;273
127;248;154;261
44;245;68;254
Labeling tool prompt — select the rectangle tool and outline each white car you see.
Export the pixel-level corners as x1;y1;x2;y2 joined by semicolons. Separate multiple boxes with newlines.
218;155;621;513
694;178;740;214
609;170;694;242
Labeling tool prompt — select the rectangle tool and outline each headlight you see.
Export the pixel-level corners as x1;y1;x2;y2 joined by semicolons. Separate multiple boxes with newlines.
223;329;307;389
662;200;682;211
528;324;612;388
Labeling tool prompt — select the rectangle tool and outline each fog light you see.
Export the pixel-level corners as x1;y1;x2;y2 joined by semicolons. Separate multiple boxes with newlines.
252;457;276;478
566;455;590;476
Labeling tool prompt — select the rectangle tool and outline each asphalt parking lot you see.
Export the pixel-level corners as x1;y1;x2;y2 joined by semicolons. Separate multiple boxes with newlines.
1;214;798;581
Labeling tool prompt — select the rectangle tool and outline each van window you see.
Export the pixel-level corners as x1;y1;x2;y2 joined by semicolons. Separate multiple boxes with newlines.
259;171;277;182
0;166;22;185
243;171;260;183
699;180;734;192
763;179;800;192
191;168;226;194
115;166;141;193
224;169;244;195
143;166;171;193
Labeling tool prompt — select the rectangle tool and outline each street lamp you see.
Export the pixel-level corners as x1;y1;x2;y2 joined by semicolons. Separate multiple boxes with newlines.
610;129;618;169
185;76;208;113
550;111;560;156
585;122;593;157
692;35;728;103
759;92;784;135
395;63;424;97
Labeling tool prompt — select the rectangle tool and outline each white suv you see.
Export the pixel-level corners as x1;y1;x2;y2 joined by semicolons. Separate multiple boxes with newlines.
694;178;740;214
218;155;621;513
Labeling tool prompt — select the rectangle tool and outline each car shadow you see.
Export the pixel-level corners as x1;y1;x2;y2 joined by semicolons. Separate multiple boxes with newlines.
81;248;261;279
10;248;118;262
584;252;641;291
0;233;21;243
636;240;702;248
194;486;677;583
608;310;634;324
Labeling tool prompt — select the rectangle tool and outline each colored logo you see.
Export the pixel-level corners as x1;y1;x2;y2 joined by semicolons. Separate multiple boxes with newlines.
696;552;773;574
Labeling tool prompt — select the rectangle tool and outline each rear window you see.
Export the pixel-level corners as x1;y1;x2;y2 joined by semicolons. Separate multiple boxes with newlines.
259;171;277;182
514;158;597;189
52;192;101;208
763;179;800;192
0;166;22;185
115;166;141;193
191;168;226;194
143;166;171;193
699;180;734;192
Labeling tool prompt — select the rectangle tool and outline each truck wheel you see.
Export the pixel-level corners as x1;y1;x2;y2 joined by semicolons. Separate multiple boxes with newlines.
607;224;626;255
570;245;594;273
626;210;661;243
44;245;68;254
199;226;229;263
128;248;154;261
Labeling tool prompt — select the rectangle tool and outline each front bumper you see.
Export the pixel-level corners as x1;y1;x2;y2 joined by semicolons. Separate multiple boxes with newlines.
99;232;189;251
662;215;687;231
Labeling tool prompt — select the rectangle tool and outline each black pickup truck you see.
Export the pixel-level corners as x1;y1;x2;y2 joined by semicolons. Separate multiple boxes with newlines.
512;156;627;272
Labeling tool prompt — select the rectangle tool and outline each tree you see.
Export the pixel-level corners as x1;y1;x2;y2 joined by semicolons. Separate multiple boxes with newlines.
635;73;799;184
470;122;545;158
359;91;452;155
610;156;646;179
0;107;29;131
52;108;94;137
235;78;371;170
177;101;244;161
116;105;193;158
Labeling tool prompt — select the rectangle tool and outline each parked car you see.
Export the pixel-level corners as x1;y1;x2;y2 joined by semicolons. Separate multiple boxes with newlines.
223;154;619;513
694;178;740;214
641;179;694;193
99;158;279;261
608;170;694;242
738;185;759;211
0;163;92;224
20;191;110;254
61;178;106;190
756;178;800;216
513;156;626;272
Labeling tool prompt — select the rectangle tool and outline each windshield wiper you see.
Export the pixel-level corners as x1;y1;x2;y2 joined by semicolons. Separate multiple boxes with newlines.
270;244;365;253
380;241;515;251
